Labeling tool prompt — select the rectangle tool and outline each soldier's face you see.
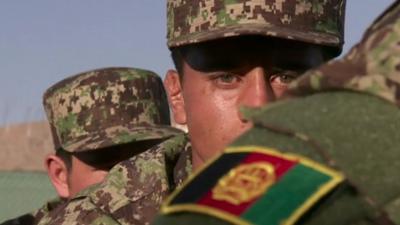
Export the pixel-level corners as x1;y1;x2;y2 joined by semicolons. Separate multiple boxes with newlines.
65;140;160;197
45;153;109;198
165;36;327;170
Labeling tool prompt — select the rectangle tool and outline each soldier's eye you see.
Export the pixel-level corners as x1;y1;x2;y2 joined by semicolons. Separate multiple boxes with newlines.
218;74;238;83
211;73;242;89
270;70;300;85
274;74;294;84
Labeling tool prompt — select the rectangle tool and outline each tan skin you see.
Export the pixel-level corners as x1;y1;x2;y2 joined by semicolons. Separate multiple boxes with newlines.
165;36;328;170
46;140;160;198
46;154;108;198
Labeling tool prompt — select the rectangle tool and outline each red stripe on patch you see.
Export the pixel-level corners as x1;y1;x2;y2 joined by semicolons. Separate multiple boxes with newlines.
196;152;298;216
243;152;298;178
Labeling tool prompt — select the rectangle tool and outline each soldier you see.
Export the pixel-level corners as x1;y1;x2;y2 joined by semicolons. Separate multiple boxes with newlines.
42;67;180;199
30;66;192;225
1;67;185;225
155;1;400;224
164;0;346;170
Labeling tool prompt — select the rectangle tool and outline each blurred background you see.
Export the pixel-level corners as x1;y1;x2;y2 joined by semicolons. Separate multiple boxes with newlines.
0;0;396;221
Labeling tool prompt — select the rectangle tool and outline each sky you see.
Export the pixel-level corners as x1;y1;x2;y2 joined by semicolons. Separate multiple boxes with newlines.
0;0;395;125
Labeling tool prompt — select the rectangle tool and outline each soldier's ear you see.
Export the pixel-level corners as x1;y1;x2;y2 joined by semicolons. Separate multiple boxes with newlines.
164;70;187;125
45;154;70;198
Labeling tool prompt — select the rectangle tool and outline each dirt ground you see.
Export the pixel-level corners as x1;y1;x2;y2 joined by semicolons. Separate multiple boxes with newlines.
0;121;53;171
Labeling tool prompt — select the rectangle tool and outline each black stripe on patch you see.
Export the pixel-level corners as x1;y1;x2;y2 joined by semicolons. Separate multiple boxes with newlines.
170;152;248;204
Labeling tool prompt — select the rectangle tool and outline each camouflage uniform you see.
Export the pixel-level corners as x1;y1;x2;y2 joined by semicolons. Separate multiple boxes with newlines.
167;0;346;54
3;67;190;225
155;1;400;225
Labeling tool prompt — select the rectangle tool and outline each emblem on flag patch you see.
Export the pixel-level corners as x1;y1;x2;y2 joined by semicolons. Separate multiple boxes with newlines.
212;162;276;205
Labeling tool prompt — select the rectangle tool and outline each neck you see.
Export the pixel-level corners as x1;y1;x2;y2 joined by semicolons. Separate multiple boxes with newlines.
191;150;205;171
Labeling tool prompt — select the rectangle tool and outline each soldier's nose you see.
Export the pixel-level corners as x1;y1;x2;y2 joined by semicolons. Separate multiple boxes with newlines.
240;67;274;108
238;67;275;123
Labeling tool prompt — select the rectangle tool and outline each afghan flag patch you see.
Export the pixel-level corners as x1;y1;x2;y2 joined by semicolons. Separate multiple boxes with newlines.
162;146;344;225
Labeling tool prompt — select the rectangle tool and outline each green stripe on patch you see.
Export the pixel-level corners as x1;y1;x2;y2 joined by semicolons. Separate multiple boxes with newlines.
242;164;339;225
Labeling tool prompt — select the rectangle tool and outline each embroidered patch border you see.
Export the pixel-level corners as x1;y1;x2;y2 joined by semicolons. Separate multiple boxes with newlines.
161;146;344;225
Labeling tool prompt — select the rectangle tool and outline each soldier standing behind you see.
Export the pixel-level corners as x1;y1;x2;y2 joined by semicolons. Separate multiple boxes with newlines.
1;67;185;225
155;1;400;224
32;66;192;225
42;67;180;199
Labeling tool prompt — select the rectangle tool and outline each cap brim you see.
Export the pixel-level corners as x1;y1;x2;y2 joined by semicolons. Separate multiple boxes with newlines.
62;125;182;153
168;23;342;54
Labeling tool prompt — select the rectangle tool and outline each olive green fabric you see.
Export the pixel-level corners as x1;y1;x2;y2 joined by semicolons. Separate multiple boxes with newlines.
0;171;56;222
236;92;400;225
385;197;400;224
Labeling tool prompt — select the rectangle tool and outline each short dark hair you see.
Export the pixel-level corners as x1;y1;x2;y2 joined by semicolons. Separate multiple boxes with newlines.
55;148;72;171
171;47;184;80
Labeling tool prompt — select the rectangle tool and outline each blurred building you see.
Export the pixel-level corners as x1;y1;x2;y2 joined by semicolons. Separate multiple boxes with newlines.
0;121;53;171
0;121;55;221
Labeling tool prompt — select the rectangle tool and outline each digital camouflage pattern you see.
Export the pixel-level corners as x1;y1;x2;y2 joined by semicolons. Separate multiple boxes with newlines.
154;1;400;225
288;1;400;105
29;199;65;225
36;133;192;225
43;67;176;153
167;0;345;53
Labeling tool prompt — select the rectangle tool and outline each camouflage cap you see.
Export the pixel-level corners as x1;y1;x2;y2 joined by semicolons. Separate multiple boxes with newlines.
288;1;400;105
43;67;179;153
167;0;346;54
